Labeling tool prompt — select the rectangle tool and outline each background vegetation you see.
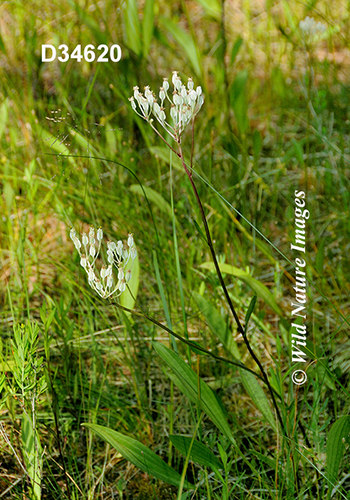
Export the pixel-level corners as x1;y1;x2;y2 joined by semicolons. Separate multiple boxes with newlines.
0;0;350;498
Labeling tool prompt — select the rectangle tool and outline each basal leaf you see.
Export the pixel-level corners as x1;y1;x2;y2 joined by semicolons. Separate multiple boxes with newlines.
83;423;194;489
326;415;350;498
153;342;236;445
170;435;222;469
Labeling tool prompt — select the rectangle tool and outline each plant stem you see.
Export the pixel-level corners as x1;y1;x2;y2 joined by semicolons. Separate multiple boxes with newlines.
176;143;286;435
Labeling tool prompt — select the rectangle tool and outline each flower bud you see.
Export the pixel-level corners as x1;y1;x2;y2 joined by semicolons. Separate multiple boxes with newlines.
89;245;96;258
107;241;116;251
163;78;169;92
82;232;88;246
73;237;81;250
97;228;103;241
129;97;136;111
127;233;134;247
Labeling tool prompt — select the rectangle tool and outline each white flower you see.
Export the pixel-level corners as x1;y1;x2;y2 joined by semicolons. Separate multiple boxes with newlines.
129;72;205;142
70;226;137;300
299;16;326;40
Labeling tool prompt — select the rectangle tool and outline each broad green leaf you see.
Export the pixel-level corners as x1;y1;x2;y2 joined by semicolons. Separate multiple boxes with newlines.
129;184;173;217
193;292;240;359
82;423;193;489
22;412;42;500
159;17;202;79
123;0;141;56
142;0;155;58
120;247;139;316
200;261;288;329
326;415;350;498
170;435;222;469
195;0;221;20
239;367;277;431
153;342;236;445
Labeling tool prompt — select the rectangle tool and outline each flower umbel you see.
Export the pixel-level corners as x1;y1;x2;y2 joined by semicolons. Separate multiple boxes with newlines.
129;72;204;142
299;16;327;41
70;226;137;299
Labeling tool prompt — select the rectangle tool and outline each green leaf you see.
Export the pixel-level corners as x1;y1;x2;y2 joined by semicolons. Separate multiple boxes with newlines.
193;292;240;359
123;0;142;56
188;340;205;356
230;70;249;135
82;423;193;489
159;17;202;79
170;435;222;469
292;139;305;166
200;261;288;329
120;248;139;316
22;412;42;500
142;0;155;58
231;36;243;64
193;219;207;243
153;342;236;445
0;98;9;140
252;130;262;160
245;295;257;330
326;415;350;497
194;0;222;20
239;367;277;431
129;184;173;217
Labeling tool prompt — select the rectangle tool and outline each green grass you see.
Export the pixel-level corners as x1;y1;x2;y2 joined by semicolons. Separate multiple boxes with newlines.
1;0;350;499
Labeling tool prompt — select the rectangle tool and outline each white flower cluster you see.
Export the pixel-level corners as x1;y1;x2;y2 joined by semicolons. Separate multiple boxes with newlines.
129;71;204;141
69;226;137;299
299;16;327;38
